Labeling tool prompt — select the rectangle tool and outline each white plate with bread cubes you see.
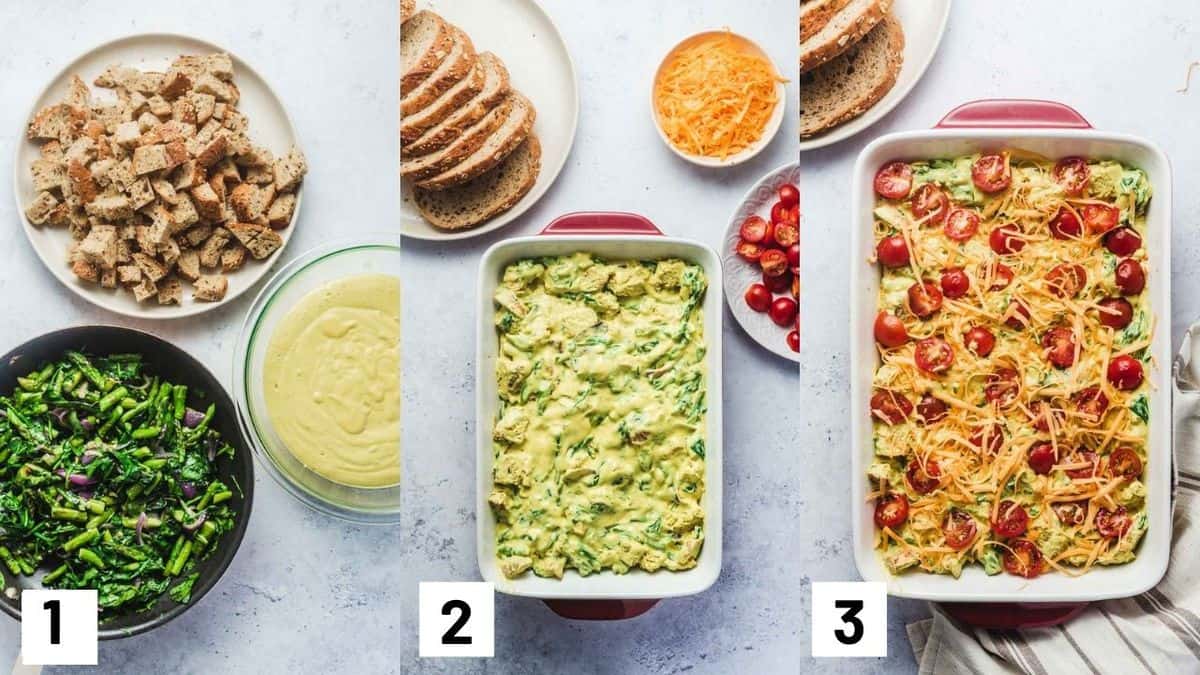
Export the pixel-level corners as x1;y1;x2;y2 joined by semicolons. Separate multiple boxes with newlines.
799;0;951;151
400;0;578;240
15;33;308;318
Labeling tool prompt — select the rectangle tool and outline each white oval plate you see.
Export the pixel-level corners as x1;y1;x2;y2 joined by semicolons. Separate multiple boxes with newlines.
13;33;302;320
722;162;800;363
400;0;579;241
799;0;952;152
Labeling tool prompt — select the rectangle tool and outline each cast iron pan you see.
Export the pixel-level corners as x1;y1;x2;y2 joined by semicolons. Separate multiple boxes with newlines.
0;326;254;639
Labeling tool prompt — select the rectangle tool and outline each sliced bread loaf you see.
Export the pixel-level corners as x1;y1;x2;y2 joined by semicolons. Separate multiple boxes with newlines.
404;52;510;156
413;135;541;230
401;96;512;180
401;26;477;116
401;11;454;94
801;0;855;42
799;0;892;73
401;0;415;24
400;55;486;145
800;14;904;138
415;91;535;191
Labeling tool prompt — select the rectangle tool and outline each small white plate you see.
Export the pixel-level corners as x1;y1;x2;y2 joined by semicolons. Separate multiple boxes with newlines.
799;0;952;152
651;31;787;168
13;33;302;319
400;0;579;241
722;162;800;363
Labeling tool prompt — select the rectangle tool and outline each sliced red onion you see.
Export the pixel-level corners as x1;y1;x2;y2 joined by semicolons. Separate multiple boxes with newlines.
206;437;217;462
68;474;96;487
54;469;66;477
183;408;204;428
77;490;94;501
79;417;95;432
50;408;68;425
135;512;146;545
182;512;207;533
80;451;98;466
181;482;197;499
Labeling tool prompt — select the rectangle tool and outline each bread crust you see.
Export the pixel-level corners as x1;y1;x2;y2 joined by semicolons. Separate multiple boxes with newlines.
799;15;904;138
415;93;535;191
414;135;541;230
800;0;893;73
402;28;477;116
401;11;455;94
401;0;416;24
405;54;511;156
800;0;855;43
401;57;486;144
401;97;512;181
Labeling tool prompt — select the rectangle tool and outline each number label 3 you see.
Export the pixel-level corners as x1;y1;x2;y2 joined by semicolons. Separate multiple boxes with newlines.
419;582;494;658
811;582;887;658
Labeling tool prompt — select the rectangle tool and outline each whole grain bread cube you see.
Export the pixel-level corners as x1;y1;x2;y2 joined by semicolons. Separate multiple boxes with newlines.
199;227;232;267
91;104;128;135
192;274;228;302
125;90;149;116
94;65;135;89
40;140;64;161
191;182;224;221
195;73;237;103
229;183;272;221
172;160;205;190
170;193;200;230
176;249;201;281
100;268;117;289
117;264;142;285
78;225;119;268
137;111;160;133
141;120;196;146
158;70;192;100
132;145;169;175
68;217;89;240
159;237;181;268
31;159;66;192
184;224;214;247
150;178;179;205
66;160;99;204
114;121;141;148
132;251;167;282
108;158;135;190
65;137;97;165
89;158;116;187
156;276;183;305
191;93;216;125
235;145;273;168
266;193;296;229
195;135;227;168
85;194;133;221
27;104;81;143
211;157;240;184
126;177;156;210
206;53;234;80
25;192;60;226
115;237;133;264
71;258;100;283
212;102;227;120
147;95;172;117
227;222;282;260
64;75;90;108
171;97;197;125
164;140;189;171
131;276;157;303
244;165;273;185
273;147;307;193
220;245;247;272
133;224;155;253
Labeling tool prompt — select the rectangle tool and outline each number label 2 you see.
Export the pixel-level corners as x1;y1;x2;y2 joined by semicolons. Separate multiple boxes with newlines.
419;582;494;658
441;599;472;645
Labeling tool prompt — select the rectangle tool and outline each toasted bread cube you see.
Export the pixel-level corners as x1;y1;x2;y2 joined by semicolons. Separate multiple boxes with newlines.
125;90;149;116
39;140;64;161
171;97;197;125
156;276;183;304
89;158;116;187
85;194;133;221
235;144;273;168
273;147;307;193
159;237;181;268
78;225;119;268
110;120;140;148
171;160;205;190
230;183;272;221
100;268;117;289
117;264;142;285
195;134;227;169
132;251;167;282
170;193;199;230
126;177;156;210
194;73;237;103
66;160;99;204
266;193;296;229
211;157;240;184
220;245;247;272
191;182;224;221
184;224;215;248
150;178;179;205
244;165;273;185
71;258;100;284
192;274;228;302
132;145;169;175
212;102;227;120
164;141;189;171
191;92;216;125
199;227;231;267
227;222;282;260
25;191;60;226
131;276;157;303
176;249;201;281
64;137;97;165
206;53;234;80
31;159;66;192
137;111;160;133
158;70;192;100
146;94;171;117
27;104;81;143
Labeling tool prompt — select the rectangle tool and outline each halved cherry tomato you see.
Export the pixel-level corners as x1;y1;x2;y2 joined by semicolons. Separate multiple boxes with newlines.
1003;539;1044;578
744;283;771;312
940;267;970;299
964;326;996;357
1096;506;1132;539
1045;263;1087;298
1030;399;1065;433
991;500;1029;538
786;330;799;353
911;184;949;224
763;269;792;293
1072;386;1109;424
1097;297;1134;330
989;224;1026;255
917;393;949;425
876;235;910;268
736;240;764;261
1107;354;1144;390
769;297;798;327
774;223;799;248
1115;258;1146;295
1065;450;1100;479
871;389;913;425
1041;326;1077;369
739;215;768;243
770;201;790;226
985;367;1021;407
874;312;908;348
986;262;1014;291
906;458;942;494
1104;228;1142;256
1028;442;1057;475
786;243;800;269
761;249;789;277
1005;300;1032;330
971;423;1005;455
914;337;954;374
907;280;943;318
972;154;1011;193
1053;501;1087;526
1049;207;1083;239
778;183;799;207
1053;157;1091;196
943;511;978;551
874;493;909;529
761;219;776;245
1107;447;1143;479
943;208;981;241
874;161;913;199
1082;203;1120;234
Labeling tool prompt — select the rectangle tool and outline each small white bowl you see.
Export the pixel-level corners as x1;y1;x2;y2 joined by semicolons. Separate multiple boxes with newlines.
651;30;787;168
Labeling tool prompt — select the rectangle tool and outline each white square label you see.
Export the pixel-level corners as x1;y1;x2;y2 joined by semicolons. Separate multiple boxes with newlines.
21;589;97;665
811;582;887;657
419;582;494;658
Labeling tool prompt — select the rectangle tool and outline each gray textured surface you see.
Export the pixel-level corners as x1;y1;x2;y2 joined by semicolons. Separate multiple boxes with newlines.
0;0;400;672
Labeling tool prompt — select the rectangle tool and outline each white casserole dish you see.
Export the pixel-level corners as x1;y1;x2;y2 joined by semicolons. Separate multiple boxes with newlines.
476;213;723;601
849;100;1173;602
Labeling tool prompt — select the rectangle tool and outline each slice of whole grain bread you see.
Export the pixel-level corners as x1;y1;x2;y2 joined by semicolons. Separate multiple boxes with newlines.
400;11;454;94
414;91;535;191
799;14;904;138
413;134;541;230
800;0;893;73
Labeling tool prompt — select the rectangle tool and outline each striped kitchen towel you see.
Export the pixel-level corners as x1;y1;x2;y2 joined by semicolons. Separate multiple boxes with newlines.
905;328;1200;675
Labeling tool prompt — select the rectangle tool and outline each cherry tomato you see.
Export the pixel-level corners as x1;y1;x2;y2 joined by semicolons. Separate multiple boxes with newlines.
1028;442;1057;475
943;511;978;551
1104;228;1142;256
907;280;944;319
874;493;909;529
906;458;942;495
964;326;996;357
940;267;970;299
1107;354;1144;390
1097;297;1134;330
1045;263;1087;299
1053;157;1091;196
785;243;799;269
786;330;799;353
1082;203;1120;235
874;161;914;199
991;500;1029;538
1041;326;1077;369
971;423;1005;455
774;223;799;248
911;184;949;224
1053;501;1087;526
1049;207;1083;239
770;201;790;226
1030;399;1065;433
874;312;908;348
871;389;913;425
914;337;954;374
1003;539;1044;578
778;183;799;208
1065;450;1100;479
761;219;776;245
1115;258;1146;295
769;297;798;327
875;235;910;268
736;240;764;261
1107;447;1143;479
917;393;949;424
739;215;768;243
761;249;789;277
972;154;1011;193
987;262;1015;291
1005;300;1032;331
1072;386;1110;425
1096;506;1132;539
744;283;771;312
989;224;1026;255
985;367;1021;407
763;269;792;293
944;208;981;241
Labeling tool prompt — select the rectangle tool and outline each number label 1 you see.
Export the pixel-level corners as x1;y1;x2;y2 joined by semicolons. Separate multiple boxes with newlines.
43;600;61;645
419;582;494;658
20;590;97;665
811;582;887;657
